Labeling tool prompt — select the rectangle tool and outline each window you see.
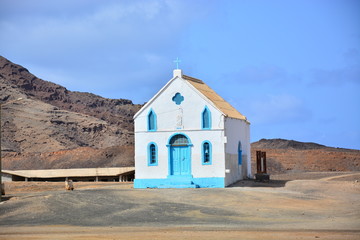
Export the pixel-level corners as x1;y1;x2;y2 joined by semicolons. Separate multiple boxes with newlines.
238;141;242;165
172;92;184;105
147;109;157;131
170;134;189;146
202;106;211;129
202;141;212;165
148;143;158;166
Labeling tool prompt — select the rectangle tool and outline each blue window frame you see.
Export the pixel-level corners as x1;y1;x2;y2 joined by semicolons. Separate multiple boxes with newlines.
202;141;212;165
238;141;242;165
148;142;158;166
202;106;211;129
170;134;189;146
147;109;157;131
172;92;184;105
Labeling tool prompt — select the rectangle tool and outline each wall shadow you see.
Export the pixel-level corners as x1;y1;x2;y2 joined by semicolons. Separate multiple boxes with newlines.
228;179;290;188
0;196;13;202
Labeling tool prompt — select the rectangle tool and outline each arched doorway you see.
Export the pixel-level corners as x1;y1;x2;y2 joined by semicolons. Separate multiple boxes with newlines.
168;134;192;176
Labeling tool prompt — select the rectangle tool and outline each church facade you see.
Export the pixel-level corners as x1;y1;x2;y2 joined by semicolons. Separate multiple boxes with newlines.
133;69;251;188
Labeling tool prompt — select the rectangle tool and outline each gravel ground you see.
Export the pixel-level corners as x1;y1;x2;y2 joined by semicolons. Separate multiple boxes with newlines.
271;171;360;180
0;172;360;239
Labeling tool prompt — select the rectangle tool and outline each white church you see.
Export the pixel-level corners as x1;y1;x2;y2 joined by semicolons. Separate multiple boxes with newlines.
133;69;251;188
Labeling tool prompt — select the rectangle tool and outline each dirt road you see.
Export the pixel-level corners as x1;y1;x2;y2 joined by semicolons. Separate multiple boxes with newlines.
0;173;359;239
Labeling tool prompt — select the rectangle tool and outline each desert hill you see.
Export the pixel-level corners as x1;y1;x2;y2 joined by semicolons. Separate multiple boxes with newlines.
1;56;359;173
251;139;360;173
252;138;329;150
1;55;141;169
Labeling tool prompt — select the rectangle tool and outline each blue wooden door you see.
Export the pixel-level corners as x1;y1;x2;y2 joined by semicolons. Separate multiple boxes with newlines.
170;146;190;175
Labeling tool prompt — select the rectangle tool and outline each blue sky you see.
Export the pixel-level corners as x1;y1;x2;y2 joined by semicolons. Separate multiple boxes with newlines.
1;0;359;149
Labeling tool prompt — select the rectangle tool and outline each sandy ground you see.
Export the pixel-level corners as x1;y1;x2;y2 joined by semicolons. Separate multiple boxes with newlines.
0;172;359;240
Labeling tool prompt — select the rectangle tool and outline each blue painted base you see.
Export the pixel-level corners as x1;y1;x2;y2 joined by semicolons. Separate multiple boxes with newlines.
134;177;225;189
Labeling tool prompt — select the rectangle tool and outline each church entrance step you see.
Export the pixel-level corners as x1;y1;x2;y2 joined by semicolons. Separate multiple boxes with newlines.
157;176;199;188
157;184;198;189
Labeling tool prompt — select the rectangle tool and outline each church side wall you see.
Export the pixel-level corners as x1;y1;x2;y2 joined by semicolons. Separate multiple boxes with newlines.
224;118;251;186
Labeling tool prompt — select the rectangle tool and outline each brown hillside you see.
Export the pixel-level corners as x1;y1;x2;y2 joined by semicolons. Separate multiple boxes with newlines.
0;56;141;147
2;56;359;173
2;146;134;170
251;139;360;174
252;138;329;150
1;56;140;170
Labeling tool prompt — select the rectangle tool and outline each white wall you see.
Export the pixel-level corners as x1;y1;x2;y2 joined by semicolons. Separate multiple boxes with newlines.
134;76;224;132
134;76;227;180
135;130;226;179
224;117;251;186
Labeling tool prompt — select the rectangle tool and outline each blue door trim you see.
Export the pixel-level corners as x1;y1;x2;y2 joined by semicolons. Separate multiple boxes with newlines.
167;133;193;177
167;132;193;145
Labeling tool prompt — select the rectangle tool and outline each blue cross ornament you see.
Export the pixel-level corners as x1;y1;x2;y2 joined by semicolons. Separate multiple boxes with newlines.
173;57;181;69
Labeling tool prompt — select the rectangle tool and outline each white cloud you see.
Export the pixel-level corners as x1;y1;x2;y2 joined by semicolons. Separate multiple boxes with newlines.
0;0;202;58
311;65;360;85
0;0;214;103
249;94;312;125
343;48;360;63
92;1;163;22
310;48;360;85
223;65;302;86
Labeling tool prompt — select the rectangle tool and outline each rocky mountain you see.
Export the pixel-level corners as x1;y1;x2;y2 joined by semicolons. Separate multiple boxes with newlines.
1;56;359;173
251;139;360;173
0;55;141;170
252;138;329;150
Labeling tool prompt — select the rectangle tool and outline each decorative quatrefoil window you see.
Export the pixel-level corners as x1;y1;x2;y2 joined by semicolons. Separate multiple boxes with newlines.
172;92;184;105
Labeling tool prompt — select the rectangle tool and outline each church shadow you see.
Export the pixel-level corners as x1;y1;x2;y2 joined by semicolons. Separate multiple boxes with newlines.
228;179;289;188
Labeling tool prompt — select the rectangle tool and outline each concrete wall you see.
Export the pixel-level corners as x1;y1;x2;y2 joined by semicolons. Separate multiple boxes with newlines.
224;117;251;186
135;130;226;179
134;71;250;188
134;75;227;180
134;76;224;132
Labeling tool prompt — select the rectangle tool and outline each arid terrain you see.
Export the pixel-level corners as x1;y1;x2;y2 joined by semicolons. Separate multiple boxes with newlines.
1;172;359;240
1;56;360;239
1;55;141;169
251;139;360;173
1;56;360;173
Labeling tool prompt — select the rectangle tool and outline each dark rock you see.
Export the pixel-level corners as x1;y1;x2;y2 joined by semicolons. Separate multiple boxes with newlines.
0;55;141;170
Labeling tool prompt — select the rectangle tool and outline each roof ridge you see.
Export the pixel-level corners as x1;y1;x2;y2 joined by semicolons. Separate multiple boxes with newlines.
182;74;204;84
183;74;248;122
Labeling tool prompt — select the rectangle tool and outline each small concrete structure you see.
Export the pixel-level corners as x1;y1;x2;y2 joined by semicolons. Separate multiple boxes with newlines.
2;167;135;182
255;151;270;182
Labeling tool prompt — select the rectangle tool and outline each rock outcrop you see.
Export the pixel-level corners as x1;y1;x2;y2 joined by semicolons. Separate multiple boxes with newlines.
1;56;359;173
251;139;360;173
1;55;141;169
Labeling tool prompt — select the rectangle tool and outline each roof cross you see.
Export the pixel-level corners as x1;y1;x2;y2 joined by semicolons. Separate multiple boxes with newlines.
173;57;181;69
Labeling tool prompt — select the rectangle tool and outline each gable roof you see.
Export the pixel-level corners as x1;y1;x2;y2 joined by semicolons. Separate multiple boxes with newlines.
134;70;248;123
182;75;248;121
